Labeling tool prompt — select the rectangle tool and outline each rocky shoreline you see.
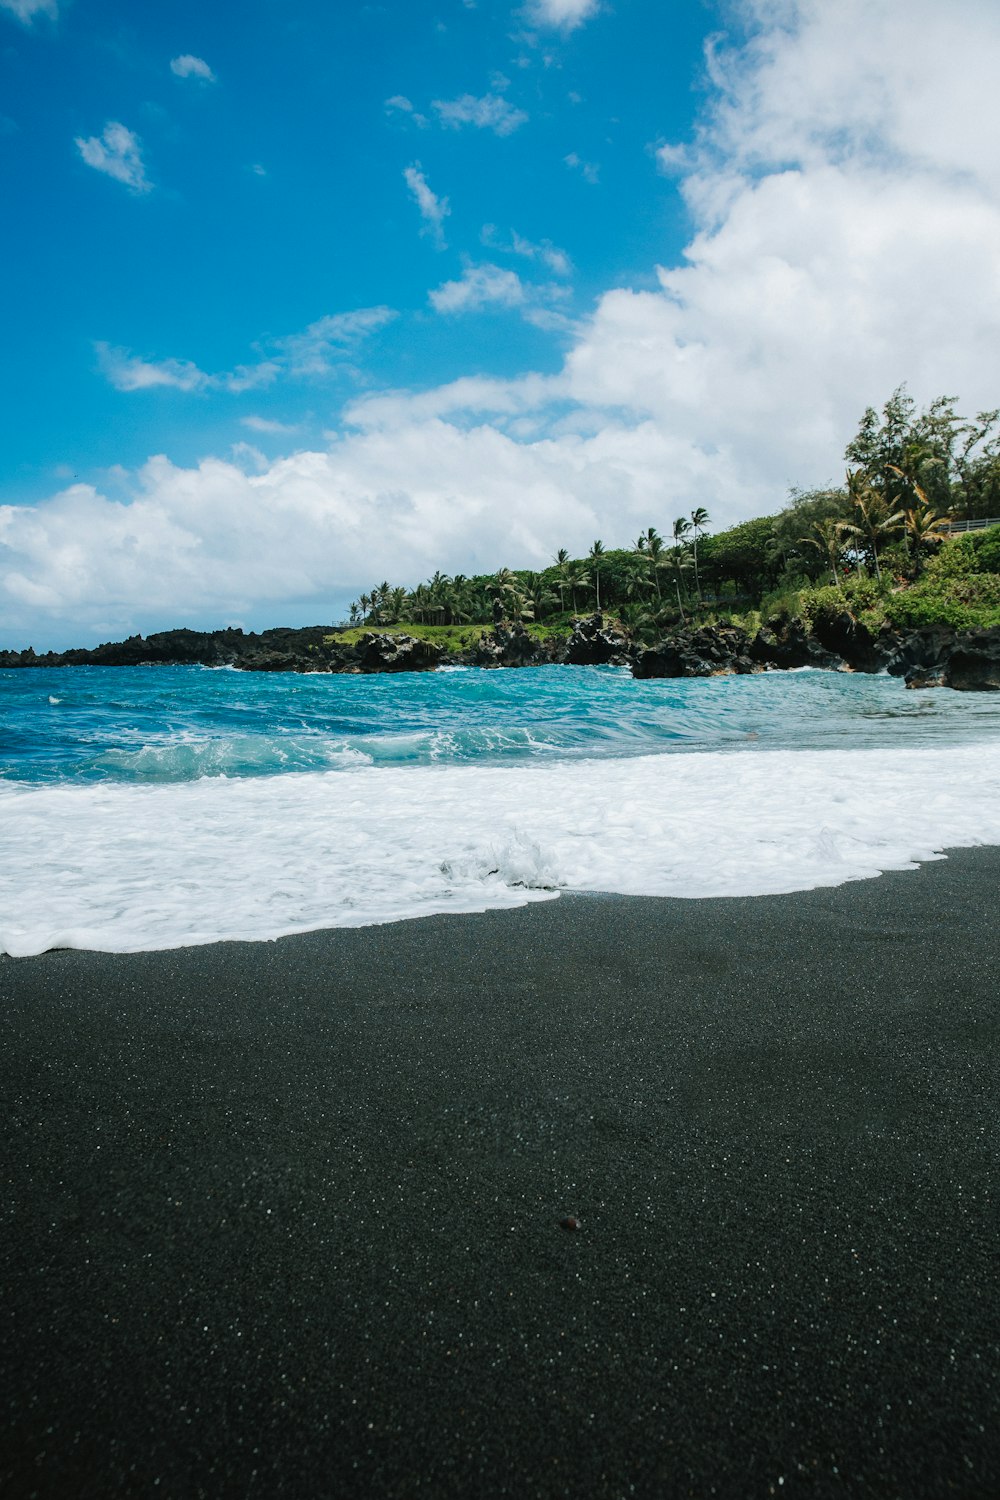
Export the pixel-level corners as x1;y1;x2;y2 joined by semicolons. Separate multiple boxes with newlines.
2;613;998;690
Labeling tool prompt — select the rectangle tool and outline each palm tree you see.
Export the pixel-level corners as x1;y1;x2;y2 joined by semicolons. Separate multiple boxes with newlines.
409;582;432;623
427;570;452;624
348;601;360;627
666;547;695;620
567;560;590;614
553;548;572;612
487;566;525;625
358;592;371;624
448;575;476;624
634;527;665;601
799;518;846;591
904;505;952;575
672;516;692;550
588;540;606;610
522;572;558;621
622;552;653;603
841;471;904;581
689;507;710;599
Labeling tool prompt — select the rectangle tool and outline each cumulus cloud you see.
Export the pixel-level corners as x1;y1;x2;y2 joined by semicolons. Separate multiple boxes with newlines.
432;92;528;136
403;163;449;247
9;0;1000;646
169;54;216;83
524;0;599;31
96;307;395;396
0;426;680;644
75;122;150;193
0;0;57;23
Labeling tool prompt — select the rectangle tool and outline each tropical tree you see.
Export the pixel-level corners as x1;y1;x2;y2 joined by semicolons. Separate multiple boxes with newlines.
427;570;452;624
407;583;430;623
522;572;559;621
358;591;372;624
487;567;529;624
665;547;695;620
588;540;606;609
621;552;653;603
952;409;1000;519
904;506;953;575
799;517;847;591
448;575;477;624
566;560;590;614
553;548;571;611
840;471;904;580
689;507;710;599
634;527;665;601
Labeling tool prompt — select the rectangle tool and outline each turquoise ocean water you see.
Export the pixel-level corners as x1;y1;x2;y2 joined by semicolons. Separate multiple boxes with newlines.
5;661;1000;783
2;663;999;955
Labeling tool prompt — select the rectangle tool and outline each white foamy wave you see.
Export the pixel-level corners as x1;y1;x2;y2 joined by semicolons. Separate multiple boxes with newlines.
94;736;373;779
2;742;999;956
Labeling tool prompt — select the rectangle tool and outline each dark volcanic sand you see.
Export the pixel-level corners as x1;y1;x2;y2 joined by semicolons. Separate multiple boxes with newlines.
2;851;998;1499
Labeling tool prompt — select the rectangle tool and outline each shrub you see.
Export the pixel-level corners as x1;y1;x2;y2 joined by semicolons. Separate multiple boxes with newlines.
884;573;1000;631
969;525;1000;574
799;576;890;634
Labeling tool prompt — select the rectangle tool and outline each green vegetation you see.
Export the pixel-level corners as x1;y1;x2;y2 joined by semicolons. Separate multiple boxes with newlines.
343;388;1000;639
329;621;572;649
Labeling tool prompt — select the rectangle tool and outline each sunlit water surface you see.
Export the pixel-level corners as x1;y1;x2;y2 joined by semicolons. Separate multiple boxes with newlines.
2;663;998;955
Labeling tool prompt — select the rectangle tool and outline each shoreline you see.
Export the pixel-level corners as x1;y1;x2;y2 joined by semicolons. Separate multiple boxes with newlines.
3;849;999;1497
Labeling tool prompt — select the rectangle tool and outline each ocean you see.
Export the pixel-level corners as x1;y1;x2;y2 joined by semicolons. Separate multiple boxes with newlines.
2;661;999;957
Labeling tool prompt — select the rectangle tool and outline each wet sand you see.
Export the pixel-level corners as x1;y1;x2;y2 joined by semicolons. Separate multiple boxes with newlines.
2;849;998;1498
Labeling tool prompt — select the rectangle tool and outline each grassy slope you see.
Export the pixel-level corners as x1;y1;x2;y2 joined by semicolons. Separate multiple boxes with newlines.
329;622;573;649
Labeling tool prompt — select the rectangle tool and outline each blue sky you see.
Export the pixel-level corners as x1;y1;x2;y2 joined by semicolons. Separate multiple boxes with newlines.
2;0;708;495
3;0;1000;647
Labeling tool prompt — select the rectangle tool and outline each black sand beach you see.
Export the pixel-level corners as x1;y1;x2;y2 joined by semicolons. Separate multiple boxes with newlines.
2;851;998;1499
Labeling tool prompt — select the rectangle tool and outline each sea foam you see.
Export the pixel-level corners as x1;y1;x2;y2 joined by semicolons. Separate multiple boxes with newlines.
2;742;999;957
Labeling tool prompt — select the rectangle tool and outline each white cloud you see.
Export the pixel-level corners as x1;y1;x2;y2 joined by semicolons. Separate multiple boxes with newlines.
96;345;211;393
272;307;397;375
403;163;449;247
482;224;572;276
9;0;1000;647
0;426;680;644
96;308;395;395
0;0;57;23
241;416;301;435
564;151;599;184
385;95;429;128
524;0;599;31
429;264;526;314
75;122;150;193
170;54;216;83
427;263;571;326
432;93;528;136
